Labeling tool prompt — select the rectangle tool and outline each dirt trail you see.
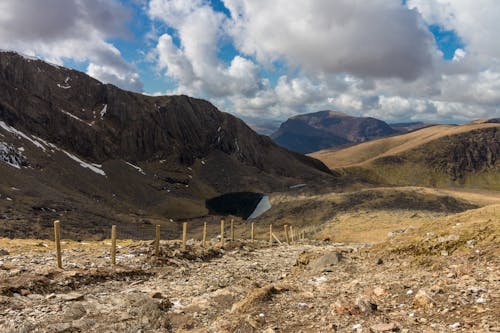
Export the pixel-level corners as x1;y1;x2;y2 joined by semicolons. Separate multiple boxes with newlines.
0;238;498;333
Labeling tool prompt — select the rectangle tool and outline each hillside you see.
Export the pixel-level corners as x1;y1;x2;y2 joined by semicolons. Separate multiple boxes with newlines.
0;51;332;239
310;123;500;190
270;111;399;153
0;201;497;332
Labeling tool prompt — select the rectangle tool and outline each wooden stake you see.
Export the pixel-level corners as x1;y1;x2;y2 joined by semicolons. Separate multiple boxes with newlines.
182;222;188;250
290;226;294;243
230;219;235;242
284;225;290;244
220;219;225;247
202;222;207;247
154;224;160;256
251;222;254;242
53;220;62;269
269;224;273;244
111;225;117;265
272;232;282;244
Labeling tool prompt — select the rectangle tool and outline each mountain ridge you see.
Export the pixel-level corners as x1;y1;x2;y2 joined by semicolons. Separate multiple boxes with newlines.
0;51;332;238
270;110;400;153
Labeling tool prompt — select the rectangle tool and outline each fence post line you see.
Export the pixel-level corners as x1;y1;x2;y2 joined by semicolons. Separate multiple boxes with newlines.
155;224;161;256
53;220;62;269
269;224;273;244
111;225;117;265
251;222;254;242
220;219;225;247
284;225;290;244
202;222;207;247
182;222;188;250
230;219;235;242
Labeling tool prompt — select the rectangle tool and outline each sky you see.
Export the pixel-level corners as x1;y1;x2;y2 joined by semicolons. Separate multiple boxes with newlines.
1;0;499;125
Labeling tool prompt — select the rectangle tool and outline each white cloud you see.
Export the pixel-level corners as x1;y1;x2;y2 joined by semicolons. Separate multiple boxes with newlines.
0;0;143;92
224;0;435;80
149;0;262;98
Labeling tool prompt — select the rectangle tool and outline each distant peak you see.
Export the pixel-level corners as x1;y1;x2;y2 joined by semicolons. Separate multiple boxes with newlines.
291;110;350;119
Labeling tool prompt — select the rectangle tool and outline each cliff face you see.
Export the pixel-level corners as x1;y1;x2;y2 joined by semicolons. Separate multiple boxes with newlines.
0;51;329;175
0;51;332;238
271;111;399;153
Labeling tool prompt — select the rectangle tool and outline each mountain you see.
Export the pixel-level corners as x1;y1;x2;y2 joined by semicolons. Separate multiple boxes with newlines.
270;111;399;153
389;121;431;132
0;51;332;238
311;123;500;190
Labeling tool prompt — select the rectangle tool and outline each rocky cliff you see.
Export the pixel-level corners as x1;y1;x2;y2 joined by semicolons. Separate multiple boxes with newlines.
0;51;332;238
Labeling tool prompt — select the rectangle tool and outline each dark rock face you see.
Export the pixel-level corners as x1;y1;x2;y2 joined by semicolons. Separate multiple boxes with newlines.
420;127;499;181
0;51;334;238
0;51;330;176
271;111;399;153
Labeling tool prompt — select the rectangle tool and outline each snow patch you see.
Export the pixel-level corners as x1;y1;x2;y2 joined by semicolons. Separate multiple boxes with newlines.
100;104;107;119
0;121;105;176
61;110;91;126
125;161;146;175
0;121;47;151
234;139;240;152
289;184;307;189
0;142;26;169
62;150;106;176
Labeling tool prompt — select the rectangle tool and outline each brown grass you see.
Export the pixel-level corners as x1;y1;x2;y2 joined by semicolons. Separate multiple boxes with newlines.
310;123;499;169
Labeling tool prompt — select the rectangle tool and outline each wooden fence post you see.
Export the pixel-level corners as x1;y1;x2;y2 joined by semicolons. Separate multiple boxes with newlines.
53;220;62;269
220;219;225;247
251;222;254;242
269;224;273;244
111;225;117;265
290;226;294;243
230;219;235;242
202;222;207;247
284;225;290;244
155;224;160;256
182;222;188;250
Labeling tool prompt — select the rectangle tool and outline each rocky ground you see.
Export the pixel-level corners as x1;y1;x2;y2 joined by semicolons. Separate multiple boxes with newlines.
0;234;498;333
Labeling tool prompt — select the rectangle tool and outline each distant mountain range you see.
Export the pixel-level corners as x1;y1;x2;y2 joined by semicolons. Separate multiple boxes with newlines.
270;110;428;153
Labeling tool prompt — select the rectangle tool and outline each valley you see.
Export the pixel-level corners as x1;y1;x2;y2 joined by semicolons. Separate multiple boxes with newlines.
0;51;499;332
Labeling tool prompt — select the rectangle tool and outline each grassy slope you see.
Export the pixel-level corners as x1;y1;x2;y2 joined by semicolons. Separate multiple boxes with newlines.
310;123;500;190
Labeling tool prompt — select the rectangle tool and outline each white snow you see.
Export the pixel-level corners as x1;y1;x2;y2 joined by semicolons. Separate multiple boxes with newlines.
61;110;91;126
0;121;47;151
289;183;307;189
0;142;22;169
100;104;107;119
234;139;240;152
32;135;57;151
57;83;71;89
125;161;146;175
0;121;105;176
62;150;106;176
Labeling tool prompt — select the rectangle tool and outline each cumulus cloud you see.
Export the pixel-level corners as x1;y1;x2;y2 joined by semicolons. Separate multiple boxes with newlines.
149;0;262;98
224;0;435;80
0;0;143;91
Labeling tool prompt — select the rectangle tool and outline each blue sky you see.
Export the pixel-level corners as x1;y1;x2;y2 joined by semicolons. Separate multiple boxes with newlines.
0;0;498;125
